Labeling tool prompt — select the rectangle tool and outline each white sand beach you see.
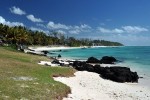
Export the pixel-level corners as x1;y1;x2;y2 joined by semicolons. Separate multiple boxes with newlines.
28;46;83;51
27;46;111;52
54;71;150;100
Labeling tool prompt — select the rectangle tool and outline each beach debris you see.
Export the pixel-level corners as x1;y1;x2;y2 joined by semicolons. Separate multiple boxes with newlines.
38;61;60;66
52;59;69;66
39;59;70;67
51;59;60;64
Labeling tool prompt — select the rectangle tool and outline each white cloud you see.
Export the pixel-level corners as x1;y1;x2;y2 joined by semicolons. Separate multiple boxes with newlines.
47;21;92;34
27;14;43;22
47;21;70;30
56;30;66;34
74;24;91;30
80;24;91;29
98;26;148;34
36;23;46;28
122;26;148;33
97;27;124;33
6;22;24;27
69;30;81;34
69;24;92;34
0;16;24;27
31;27;66;34
70;24;91;34
0;16;5;23
107;35;150;46
10;6;26;15
30;27;49;33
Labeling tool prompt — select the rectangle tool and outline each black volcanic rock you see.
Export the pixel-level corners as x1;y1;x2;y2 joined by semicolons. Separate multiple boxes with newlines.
41;50;49;55
100;56;117;64
86;57;100;63
58;54;61;58
72;61;95;71
98;67;139;83
72;61;139;83
72;61;87;71
52;59;60;64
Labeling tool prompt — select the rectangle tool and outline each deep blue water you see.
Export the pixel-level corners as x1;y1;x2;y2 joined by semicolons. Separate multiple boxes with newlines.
48;46;150;87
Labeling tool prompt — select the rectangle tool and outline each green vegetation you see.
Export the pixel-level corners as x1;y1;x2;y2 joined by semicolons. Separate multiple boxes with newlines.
0;46;75;99
0;23;123;99
0;24;123;47
92;40;123;46
0;21;123;99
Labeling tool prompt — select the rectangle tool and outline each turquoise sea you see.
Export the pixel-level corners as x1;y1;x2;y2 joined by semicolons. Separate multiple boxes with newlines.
48;46;150;88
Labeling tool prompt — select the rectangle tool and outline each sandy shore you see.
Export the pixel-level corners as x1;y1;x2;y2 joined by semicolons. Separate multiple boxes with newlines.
54;71;150;100
28;46;83;51
28;46;111;51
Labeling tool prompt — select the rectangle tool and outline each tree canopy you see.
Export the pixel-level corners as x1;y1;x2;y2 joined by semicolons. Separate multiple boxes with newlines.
0;24;123;47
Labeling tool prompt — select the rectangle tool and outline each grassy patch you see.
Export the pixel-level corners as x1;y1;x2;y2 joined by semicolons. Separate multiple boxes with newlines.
0;46;75;99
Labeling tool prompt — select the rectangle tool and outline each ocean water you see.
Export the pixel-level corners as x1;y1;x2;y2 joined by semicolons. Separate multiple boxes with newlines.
48;46;150;88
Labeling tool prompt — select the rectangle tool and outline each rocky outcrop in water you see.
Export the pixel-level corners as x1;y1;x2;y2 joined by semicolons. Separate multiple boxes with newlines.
86;57;100;63
86;56;118;64
100;56;117;64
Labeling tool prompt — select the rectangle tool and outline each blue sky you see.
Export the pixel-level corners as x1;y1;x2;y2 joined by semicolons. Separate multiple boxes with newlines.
0;0;150;46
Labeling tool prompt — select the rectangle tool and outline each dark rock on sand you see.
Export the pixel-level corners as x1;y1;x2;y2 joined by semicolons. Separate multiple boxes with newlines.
42;50;49;55
52;59;68;66
72;61;139;83
52;59;60;64
72;61;87;71
100;56;117;64
98;67;139;82
72;61;95;72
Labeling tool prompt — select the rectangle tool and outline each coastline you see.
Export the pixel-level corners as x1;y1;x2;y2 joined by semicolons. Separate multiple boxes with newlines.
27;45;120;51
29;46;150;99
54;71;150;100
28;46;82;51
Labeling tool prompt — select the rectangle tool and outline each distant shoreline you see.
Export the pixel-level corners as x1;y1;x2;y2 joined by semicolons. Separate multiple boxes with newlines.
27;45;123;51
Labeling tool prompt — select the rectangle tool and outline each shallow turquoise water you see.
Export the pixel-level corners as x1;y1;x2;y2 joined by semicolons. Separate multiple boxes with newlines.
54;46;149;64
48;46;150;88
